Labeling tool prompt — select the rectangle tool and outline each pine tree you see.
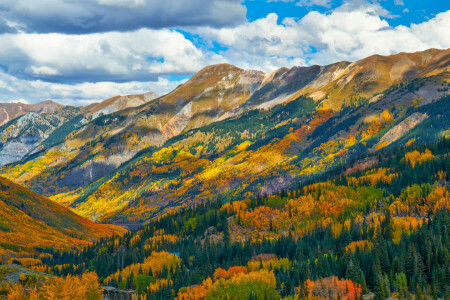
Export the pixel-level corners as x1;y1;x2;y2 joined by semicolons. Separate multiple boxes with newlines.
374;275;386;300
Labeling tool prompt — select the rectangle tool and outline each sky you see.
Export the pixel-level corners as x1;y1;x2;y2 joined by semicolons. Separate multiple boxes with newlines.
0;0;449;105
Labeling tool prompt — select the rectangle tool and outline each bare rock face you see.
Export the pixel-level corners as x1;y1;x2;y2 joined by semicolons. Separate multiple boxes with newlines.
0;141;34;166
376;112;428;149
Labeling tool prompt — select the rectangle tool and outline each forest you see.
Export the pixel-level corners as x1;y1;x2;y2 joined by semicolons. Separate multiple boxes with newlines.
2;137;449;299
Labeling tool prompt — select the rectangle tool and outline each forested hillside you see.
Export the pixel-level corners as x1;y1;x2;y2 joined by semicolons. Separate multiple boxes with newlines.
4;138;449;299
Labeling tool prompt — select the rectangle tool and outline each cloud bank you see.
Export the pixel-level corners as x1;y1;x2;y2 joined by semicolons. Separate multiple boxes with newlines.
0;0;246;34
0;0;448;105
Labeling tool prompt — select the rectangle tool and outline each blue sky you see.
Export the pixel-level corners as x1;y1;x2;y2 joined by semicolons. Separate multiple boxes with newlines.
0;0;448;105
245;0;449;26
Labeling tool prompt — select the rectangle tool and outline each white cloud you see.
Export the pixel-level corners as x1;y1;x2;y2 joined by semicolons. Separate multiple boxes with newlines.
196;13;307;72
0;69;185;105
0;29;224;82
30;66;61;76
0;0;448;106
195;1;450;69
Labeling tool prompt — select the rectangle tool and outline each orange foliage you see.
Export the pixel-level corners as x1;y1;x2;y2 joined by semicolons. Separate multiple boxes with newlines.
213;266;248;280
361;120;382;140
304;276;362;300
238;206;282;232
176;278;212;300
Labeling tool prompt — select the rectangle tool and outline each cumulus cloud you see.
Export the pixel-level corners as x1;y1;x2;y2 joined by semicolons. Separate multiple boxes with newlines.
0;0;246;34
0;0;449;105
0;69;185;105
196;1;450;69
0;29;224;83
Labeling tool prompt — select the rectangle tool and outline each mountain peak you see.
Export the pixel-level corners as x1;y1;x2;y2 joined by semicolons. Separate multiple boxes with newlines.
0;100;63;125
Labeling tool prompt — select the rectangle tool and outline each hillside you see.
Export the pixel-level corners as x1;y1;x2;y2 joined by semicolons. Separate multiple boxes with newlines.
0;176;126;264
0;48;449;223
25;137;450;299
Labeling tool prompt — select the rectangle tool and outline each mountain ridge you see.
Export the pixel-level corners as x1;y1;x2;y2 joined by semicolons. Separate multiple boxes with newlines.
0;48;449;223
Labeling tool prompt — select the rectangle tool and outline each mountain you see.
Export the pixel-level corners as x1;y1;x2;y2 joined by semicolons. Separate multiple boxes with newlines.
0;175;125;263
0;106;83;166
0;100;62;126
1;48;449;223
0;92;159;167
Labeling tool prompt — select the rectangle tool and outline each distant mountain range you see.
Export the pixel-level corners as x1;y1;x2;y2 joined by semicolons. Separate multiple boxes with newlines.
0;48;448;224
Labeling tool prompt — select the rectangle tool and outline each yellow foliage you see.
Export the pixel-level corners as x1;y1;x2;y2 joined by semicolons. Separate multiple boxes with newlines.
6;258;42;268
144;232;178;248
8;272;102;300
105;251;180;284
375;141;389;151
380;109;393;122
130;235;141;247
348;168;397;186
405;138;415;147
345;240;373;253
247;257;291;271
412;97;423;108
221;200;250;214
404;149;434;167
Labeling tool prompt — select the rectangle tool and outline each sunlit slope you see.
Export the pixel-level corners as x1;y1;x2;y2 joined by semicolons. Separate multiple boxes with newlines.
0;176;126;258
54;85;449;223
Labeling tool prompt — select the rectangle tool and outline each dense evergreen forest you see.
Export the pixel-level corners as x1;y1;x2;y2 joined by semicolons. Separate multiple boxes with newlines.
13;137;447;299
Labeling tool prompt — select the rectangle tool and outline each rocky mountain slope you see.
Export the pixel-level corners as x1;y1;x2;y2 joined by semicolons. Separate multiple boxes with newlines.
0;100;62;126
0;92;159;166
1;48;449;223
0;176;126;263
